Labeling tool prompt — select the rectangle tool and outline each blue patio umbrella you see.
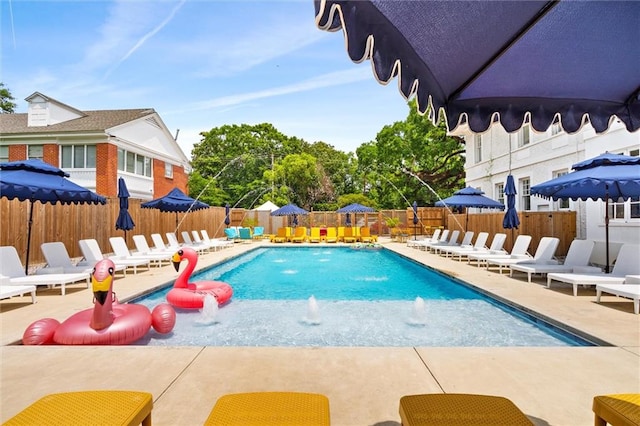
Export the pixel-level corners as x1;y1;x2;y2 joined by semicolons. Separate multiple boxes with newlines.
435;187;504;231
337;203;376;227
141;187;209;228
270;203;309;227
503;175;520;230
0;159;106;274
531;152;640;272
412;201;419;240
115;177;135;239
314;1;639;135
292;214;299;226
224;203;230;226
345;213;351;226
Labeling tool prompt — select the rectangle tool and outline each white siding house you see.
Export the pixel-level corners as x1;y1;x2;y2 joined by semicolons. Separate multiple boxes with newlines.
457;120;639;246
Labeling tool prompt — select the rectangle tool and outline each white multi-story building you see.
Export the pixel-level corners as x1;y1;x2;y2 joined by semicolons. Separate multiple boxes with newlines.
457;119;639;246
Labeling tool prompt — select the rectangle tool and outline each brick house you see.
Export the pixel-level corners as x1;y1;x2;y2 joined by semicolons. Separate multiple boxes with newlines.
0;92;191;200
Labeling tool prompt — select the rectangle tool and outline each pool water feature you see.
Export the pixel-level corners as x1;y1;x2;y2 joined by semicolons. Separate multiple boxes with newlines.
133;247;594;347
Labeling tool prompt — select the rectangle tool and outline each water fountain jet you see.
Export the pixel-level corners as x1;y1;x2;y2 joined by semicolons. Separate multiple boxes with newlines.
407;296;427;326
196;294;219;325
303;295;321;325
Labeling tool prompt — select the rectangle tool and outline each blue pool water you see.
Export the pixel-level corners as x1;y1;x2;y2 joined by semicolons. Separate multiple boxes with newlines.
133;247;594;347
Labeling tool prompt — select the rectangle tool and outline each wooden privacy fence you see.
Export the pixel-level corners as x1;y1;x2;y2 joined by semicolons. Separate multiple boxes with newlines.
1;197;576;267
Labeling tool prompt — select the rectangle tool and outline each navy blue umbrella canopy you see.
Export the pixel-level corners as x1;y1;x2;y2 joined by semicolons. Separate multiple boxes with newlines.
0;159;107;274
141;188;209;228
345;213;351;226
314;1;640;134
531;152;640;272
115;177;135;235
503;175;520;230
436;187;504;231
336;203;376;213
224;203;231;226
270;203;309;227
435;187;505;210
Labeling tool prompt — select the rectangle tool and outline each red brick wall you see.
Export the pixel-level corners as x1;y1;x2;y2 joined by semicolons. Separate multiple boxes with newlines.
96;143;118;196
43;144;59;166
152;159;188;196
8;145;26;161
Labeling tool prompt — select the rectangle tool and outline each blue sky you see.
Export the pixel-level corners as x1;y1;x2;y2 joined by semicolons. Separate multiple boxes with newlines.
1;0;411;157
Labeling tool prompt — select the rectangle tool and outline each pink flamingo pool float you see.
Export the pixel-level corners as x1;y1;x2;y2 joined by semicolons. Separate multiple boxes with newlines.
22;259;175;345
168;247;233;309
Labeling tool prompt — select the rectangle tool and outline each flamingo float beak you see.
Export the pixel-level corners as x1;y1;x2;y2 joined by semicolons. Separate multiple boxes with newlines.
172;250;184;272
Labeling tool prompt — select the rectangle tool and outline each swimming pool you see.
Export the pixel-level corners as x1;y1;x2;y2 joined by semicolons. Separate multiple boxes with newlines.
132;247;594;347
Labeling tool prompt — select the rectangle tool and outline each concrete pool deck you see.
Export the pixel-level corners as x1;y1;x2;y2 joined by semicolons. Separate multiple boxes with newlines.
1;239;638;425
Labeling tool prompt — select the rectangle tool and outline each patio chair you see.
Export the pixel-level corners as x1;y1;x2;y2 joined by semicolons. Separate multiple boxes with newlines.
416;229;449;251
427;230;460;253
399;393;533;425
509;239;598;283
291;226;308;243
337;226;345;242
252;226;265;239
200;229;233;250
0;276;36;304
309;227;322;243
343;227;357;243
434;230;472;255
325;227;338;243
596;281;640;314
0;246;89;295
547;244;640;296
109;237;168;267
180;231;210;253
439;231;489;258
484;236;559;274
4;390;153;426
271;227;288;243
151;233;172;252
238;227;253;242
457;233;507;262
133;234;173;256
78;239;150;276
359;226;376;243
224;227;240;242
40;242;94;274
407;228;441;248
592;394;640;426
203;392;330;426
467;235;532;268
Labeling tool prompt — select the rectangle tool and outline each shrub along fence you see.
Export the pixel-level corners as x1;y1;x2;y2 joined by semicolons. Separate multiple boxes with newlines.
1;197;575;267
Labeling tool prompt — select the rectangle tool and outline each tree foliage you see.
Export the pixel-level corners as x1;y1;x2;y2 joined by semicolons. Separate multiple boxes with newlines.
0;83;17;113
188;102;466;210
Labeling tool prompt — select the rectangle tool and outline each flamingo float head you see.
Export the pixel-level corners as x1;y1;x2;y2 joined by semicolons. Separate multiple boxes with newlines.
92;258;115;305
172;247;198;272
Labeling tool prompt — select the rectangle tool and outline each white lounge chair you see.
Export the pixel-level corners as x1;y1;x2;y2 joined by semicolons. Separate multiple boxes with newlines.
200;230;234;250
40;242;94;274
165;233;186;251
0;246;89;296
509;239;598;283
110;237;169;267
151;233;172;252
485;237;560;274
132;235;174;257
467;235;532;268
437;231;475;256
547;244;640;296
415;229;448;251
448;233;507;262
428;230;460;253
596;278;640;314
0;276;36;303
407;229;441;248
78;239;149;275
438;232;488;258
181;231;209;253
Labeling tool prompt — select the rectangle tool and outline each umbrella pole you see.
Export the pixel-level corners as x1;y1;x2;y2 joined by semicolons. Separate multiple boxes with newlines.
25;200;34;275
605;190;610;274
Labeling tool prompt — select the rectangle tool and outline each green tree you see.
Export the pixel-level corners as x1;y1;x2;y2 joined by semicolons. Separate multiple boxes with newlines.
357;100;465;208
264;153;324;210
0;83;17;113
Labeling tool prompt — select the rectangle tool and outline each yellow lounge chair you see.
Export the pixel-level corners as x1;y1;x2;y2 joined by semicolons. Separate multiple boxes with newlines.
291;226;308;243
399;393;533;426
204;392;330;426
343;227;357;243
4;390;153;426
592;393;640;426
360;226;377;243
272;227;288;243
325;227;338;243
337;226;345;242
309;227;322;243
